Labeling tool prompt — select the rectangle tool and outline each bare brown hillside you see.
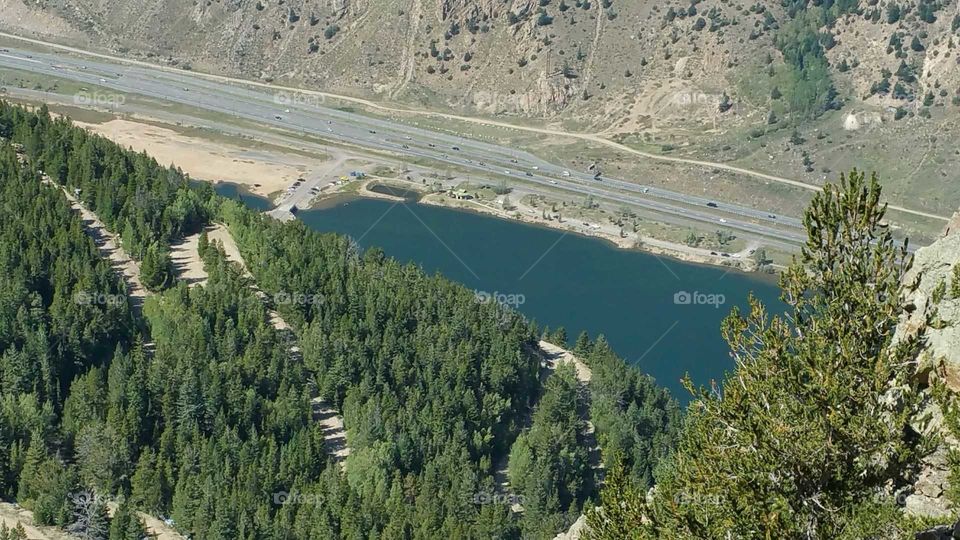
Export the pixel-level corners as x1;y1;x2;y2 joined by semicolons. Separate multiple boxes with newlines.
0;0;788;131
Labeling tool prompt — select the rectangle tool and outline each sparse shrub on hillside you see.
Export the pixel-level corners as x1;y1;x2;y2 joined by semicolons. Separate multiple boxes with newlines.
537;9;554;26
911;35;925;52
887;3;902;24
896;60;916;82
895;106;907;119
870;77;890;95
893;82;911;99
917;0;940;24
324;24;339;40
718;92;732;112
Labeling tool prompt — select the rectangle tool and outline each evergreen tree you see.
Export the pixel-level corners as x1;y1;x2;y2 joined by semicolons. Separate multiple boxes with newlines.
108;498;147;540
590;170;928;538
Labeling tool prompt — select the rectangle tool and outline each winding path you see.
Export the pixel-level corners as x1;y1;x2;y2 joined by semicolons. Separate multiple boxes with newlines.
38;176;180;538
41;177;348;538
197;225;351;463
42;178;148;311
494;340;603;527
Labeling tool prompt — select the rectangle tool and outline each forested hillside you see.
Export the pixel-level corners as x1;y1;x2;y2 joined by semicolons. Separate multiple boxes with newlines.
0;101;680;539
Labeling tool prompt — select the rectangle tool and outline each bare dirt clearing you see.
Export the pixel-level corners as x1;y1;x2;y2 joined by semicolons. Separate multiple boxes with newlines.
75;119;312;197
0;503;75;540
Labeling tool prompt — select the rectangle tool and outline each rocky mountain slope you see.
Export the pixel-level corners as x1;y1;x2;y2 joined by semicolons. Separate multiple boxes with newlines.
1;0;958;134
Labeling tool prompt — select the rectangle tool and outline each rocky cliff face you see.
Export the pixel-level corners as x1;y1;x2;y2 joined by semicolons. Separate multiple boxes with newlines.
896;212;960;520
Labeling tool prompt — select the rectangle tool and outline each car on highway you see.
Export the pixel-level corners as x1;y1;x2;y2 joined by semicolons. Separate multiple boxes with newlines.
369;130;377;134
525;172;534;177
706;202;719;208
768;214;777;219
562;170;570;177
452;146;461;151
532;166;539;170
428;143;436;148
504;170;511;175
274;115;282;120
549;180;558;185
719;218;728;223
402;144;410;149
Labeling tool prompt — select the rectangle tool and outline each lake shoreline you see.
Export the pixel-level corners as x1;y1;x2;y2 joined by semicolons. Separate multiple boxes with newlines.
354;178;777;276
214;177;781;277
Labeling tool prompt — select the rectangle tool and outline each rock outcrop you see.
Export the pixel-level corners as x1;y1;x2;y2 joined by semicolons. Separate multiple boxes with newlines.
896;217;960;520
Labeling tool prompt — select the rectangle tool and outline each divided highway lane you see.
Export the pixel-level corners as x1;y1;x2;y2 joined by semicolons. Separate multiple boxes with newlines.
132;56;807;230
0;47;807;244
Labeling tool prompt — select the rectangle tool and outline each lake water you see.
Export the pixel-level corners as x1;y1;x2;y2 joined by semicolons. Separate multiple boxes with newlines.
289;196;784;402
213;182;274;212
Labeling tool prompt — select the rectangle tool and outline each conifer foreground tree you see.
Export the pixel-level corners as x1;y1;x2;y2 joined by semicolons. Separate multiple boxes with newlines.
587;170;930;539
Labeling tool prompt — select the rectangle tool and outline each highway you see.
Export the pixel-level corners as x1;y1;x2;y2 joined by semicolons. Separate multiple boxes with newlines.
0;44;813;245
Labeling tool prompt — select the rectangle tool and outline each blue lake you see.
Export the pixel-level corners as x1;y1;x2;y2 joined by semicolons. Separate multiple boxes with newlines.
290;196;784;402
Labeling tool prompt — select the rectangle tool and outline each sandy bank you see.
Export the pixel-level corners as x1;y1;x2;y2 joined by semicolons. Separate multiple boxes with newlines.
74;119;312;198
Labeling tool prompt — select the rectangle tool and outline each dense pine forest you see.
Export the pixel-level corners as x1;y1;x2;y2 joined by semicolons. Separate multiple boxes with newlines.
0;102;681;539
